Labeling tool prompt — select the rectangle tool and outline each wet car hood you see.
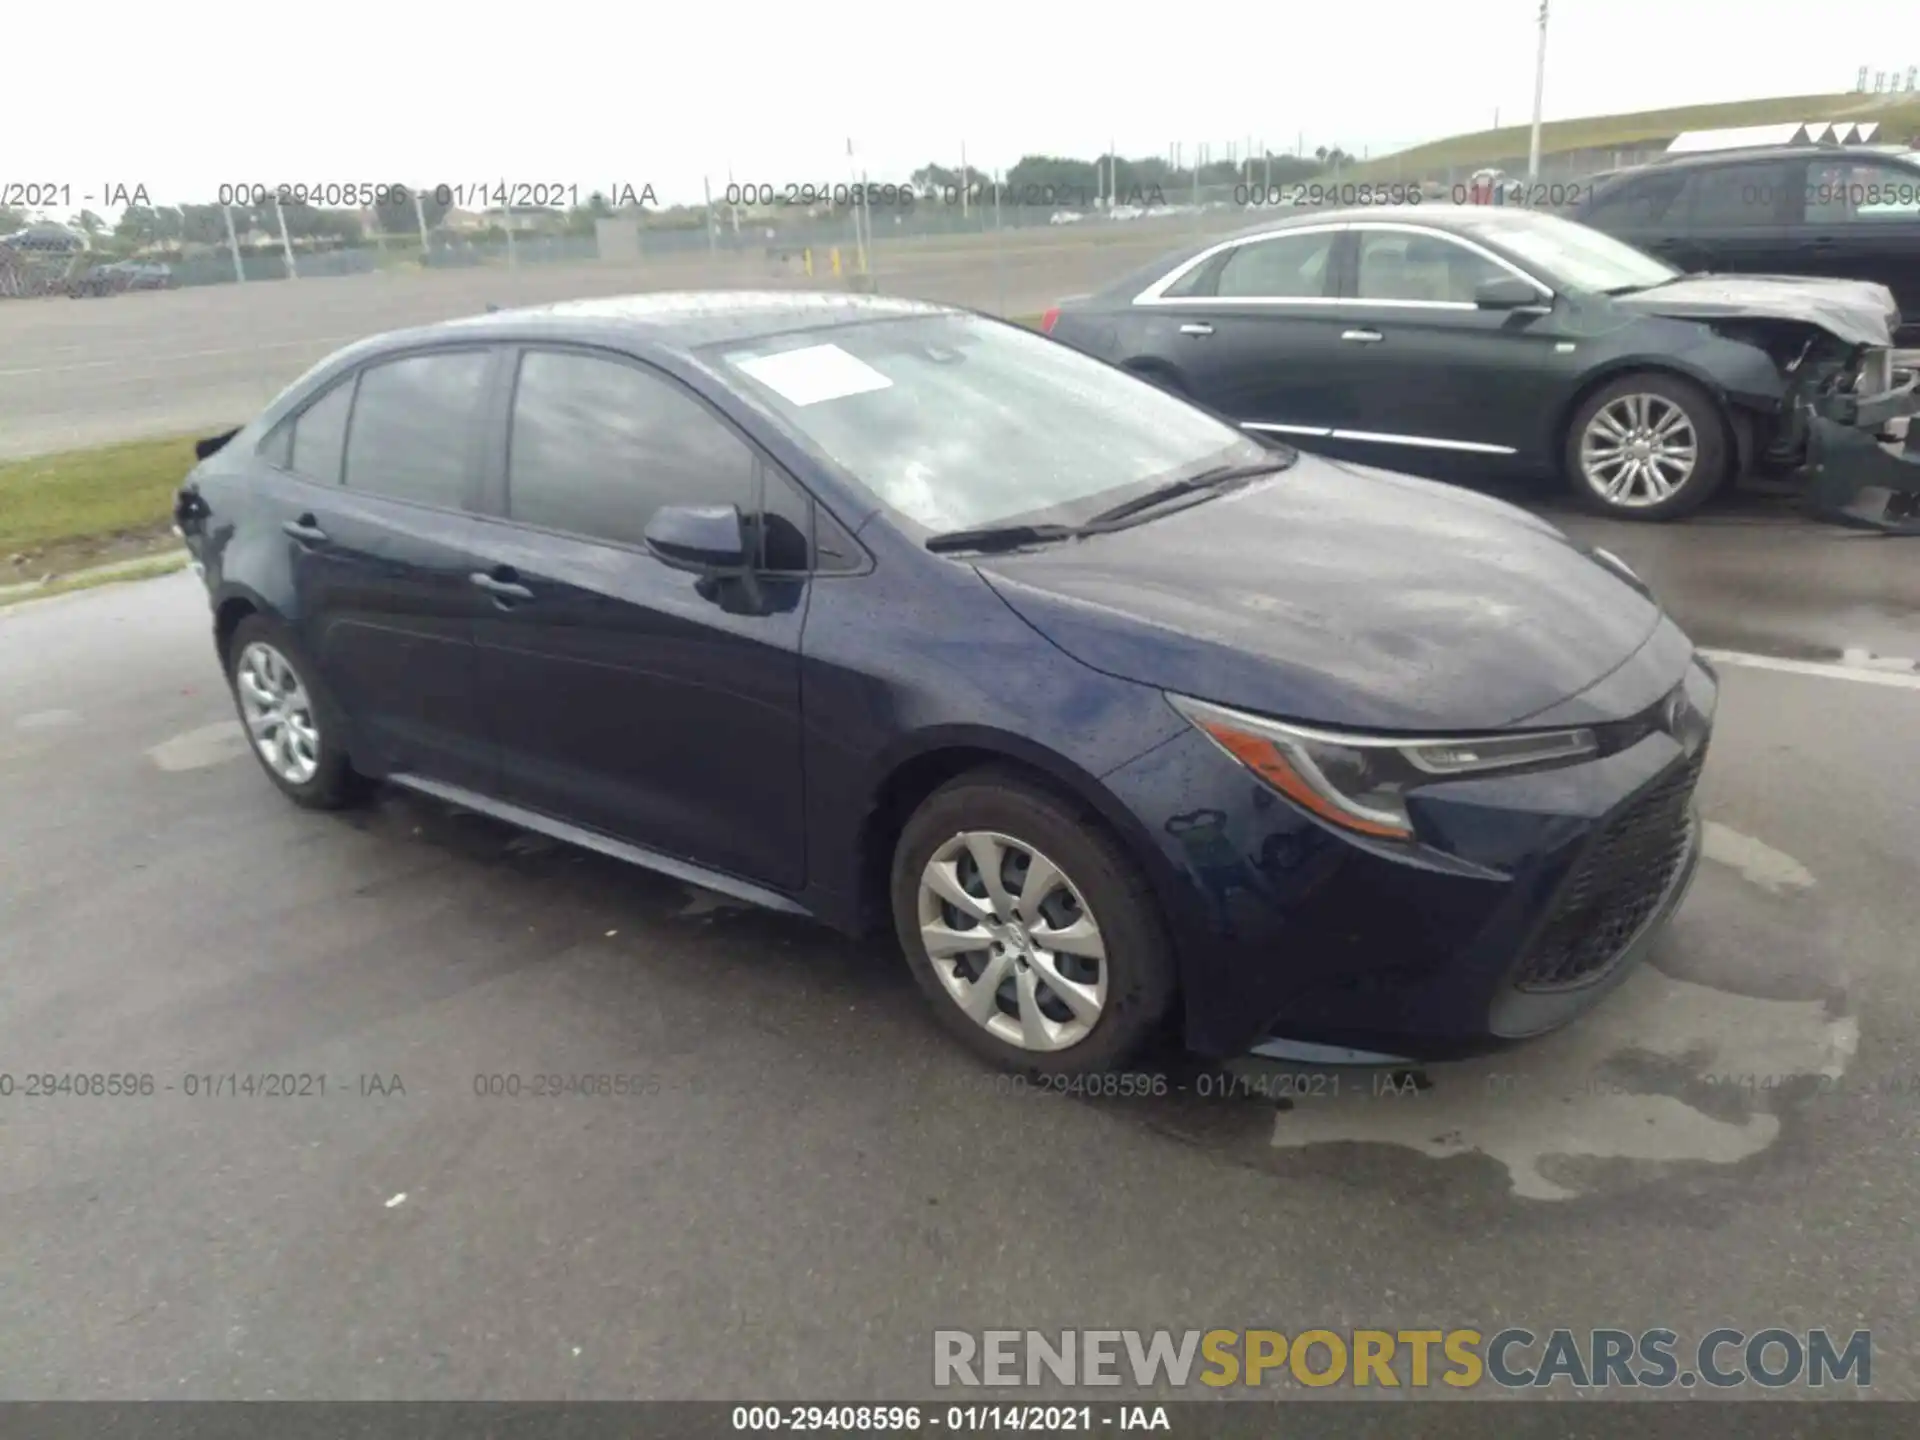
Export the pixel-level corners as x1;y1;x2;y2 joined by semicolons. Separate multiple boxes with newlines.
976;455;1665;732
1613;274;1900;348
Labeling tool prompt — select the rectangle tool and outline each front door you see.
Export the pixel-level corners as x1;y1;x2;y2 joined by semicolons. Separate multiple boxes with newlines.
466;345;808;892
1318;225;1578;468
1794;154;1920;336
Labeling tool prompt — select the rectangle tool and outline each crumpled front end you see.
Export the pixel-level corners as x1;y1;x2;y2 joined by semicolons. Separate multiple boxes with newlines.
1798;347;1920;534
1710;315;1920;533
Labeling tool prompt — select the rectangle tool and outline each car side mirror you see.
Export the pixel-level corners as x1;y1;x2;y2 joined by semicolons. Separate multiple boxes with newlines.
1475;276;1550;310
644;503;751;576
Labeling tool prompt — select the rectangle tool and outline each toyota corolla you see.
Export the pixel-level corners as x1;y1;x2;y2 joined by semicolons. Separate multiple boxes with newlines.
174;292;1716;1073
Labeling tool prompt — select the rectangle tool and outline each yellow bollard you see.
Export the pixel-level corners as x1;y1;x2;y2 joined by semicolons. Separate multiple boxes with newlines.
831;247;842;277
803;247;813;277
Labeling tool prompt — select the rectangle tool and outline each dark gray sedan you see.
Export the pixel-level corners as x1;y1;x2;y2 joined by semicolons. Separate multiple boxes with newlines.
1042;207;1919;525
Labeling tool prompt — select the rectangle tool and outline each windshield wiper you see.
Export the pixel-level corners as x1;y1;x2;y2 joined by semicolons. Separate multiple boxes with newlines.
924;457;1296;555
1078;458;1294;531
924;522;1084;554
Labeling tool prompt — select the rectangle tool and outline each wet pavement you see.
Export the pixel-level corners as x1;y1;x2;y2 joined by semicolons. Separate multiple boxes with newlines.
1;496;1917;1400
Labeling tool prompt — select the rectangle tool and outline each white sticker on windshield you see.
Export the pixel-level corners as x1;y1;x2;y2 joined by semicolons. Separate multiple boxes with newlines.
736;343;893;406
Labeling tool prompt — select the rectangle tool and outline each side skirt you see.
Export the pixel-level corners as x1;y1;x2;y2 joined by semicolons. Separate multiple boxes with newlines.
386;772;815;918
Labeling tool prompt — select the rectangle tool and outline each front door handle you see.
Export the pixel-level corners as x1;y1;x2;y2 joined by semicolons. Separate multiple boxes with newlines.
470;570;534;603
282;515;328;544
1341;329;1384;343
1178;322;1214;336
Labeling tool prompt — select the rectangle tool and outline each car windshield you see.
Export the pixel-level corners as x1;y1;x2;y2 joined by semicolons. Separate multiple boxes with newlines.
715;313;1266;533
1460;211;1679;293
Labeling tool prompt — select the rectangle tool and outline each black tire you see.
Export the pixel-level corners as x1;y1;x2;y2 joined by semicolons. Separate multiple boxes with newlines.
890;768;1177;1075
225;614;369;810
1563;371;1728;521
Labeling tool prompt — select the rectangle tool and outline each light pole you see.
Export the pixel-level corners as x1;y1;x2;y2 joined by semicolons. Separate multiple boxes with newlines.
1527;0;1550;180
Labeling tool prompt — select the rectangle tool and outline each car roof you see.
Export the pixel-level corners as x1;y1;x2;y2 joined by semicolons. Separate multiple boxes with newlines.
363;290;960;356
1600;144;1920;181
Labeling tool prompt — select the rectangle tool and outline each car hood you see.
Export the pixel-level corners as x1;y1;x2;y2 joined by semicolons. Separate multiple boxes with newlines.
1613;274;1900;348
975;455;1664;732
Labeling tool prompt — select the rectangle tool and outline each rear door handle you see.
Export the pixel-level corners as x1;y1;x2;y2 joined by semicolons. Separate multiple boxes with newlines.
1178;322;1214;336
470;570;534;603
1341;329;1384;343
282;515;328;544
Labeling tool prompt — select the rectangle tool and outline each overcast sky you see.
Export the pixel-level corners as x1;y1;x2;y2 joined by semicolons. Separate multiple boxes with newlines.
12;0;1914;213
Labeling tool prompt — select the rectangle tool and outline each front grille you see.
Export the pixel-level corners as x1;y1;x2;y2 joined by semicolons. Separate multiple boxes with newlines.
1513;749;1704;993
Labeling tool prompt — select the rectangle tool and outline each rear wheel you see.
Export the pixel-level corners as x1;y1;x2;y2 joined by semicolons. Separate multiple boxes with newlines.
225;615;368;810
1564;372;1728;521
890;771;1176;1074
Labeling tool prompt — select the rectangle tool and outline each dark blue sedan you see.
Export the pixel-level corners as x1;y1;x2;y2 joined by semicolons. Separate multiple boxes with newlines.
174;291;1715;1074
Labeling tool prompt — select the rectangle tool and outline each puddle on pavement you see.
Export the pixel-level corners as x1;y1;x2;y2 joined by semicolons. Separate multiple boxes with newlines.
1266;967;1857;1201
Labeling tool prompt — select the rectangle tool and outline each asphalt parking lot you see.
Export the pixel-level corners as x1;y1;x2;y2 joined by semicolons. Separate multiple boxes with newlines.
0;217;1231;460
2;488;1917;1400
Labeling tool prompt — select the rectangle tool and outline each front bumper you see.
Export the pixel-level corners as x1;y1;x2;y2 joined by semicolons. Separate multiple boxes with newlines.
1801;358;1920;534
1102;645;1717;1062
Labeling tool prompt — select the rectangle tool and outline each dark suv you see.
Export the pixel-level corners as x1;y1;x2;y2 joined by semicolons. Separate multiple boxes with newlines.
1572;144;1920;345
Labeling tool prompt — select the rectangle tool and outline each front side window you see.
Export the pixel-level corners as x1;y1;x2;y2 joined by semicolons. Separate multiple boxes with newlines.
342;351;491;508
1354;231;1507;303
1805;159;1920;222
718;313;1265;534
506;349;758;549
1454;212;1677;294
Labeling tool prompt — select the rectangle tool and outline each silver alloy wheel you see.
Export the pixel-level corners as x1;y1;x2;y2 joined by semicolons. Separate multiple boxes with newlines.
1579;393;1699;507
235;640;321;786
916;830;1108;1052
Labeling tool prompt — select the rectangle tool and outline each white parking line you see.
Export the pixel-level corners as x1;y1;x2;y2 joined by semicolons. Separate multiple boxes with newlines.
1700;648;1920;691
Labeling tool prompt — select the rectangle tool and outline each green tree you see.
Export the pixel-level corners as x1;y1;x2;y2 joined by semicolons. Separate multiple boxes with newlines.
374;186;450;239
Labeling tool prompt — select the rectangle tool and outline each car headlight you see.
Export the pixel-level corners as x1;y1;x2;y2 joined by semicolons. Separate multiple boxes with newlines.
1168;694;1599;841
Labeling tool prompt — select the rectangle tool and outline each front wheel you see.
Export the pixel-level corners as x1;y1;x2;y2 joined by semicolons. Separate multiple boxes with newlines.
1564;373;1728;521
890;771;1176;1074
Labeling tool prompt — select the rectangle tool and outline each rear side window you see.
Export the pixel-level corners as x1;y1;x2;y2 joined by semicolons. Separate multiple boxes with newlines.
289;379;353;484
342;351;491;509
259;376;352;483
1211;232;1335;299
1582;173;1685;228
506;349;757;548
1680;161;1796;228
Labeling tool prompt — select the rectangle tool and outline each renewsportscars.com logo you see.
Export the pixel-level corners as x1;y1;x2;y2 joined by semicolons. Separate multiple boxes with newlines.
933;1328;1872;1391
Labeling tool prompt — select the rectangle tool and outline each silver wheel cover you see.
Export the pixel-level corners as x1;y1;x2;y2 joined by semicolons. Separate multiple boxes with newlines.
916;830;1108;1052
235;640;321;785
1579;393;1699;508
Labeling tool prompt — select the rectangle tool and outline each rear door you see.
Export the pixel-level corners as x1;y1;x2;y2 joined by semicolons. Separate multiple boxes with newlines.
1128;225;1353;441
1667;157;1804;276
260;348;500;790
464;345;809;892
1577;170;1694;266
